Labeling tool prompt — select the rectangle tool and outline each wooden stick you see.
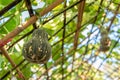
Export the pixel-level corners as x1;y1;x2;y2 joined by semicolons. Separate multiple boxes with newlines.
0;47;25;79
74;0;85;49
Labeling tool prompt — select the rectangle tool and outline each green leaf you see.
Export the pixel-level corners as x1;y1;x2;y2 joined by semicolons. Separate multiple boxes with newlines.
0;0;13;6
0;14;20;34
0;56;4;67
113;0;120;3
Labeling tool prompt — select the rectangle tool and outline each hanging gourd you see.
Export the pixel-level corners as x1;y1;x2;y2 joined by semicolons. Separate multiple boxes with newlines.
99;28;111;52
22;28;51;64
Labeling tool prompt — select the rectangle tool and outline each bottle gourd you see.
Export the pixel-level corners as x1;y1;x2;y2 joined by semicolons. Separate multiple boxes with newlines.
100;29;111;52
22;29;51;64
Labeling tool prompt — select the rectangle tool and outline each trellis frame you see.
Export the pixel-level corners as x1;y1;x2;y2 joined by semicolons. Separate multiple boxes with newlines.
0;0;120;79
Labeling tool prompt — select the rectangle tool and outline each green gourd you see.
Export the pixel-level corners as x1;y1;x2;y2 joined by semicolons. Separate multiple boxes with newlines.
22;29;51;64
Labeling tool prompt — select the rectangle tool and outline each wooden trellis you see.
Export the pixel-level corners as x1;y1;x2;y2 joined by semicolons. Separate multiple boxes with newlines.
0;0;120;80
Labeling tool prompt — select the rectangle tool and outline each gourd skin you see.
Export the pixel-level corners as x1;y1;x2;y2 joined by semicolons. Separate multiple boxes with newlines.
22;29;51;64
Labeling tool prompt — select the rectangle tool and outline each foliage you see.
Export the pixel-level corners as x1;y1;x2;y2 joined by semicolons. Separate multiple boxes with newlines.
0;0;120;80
